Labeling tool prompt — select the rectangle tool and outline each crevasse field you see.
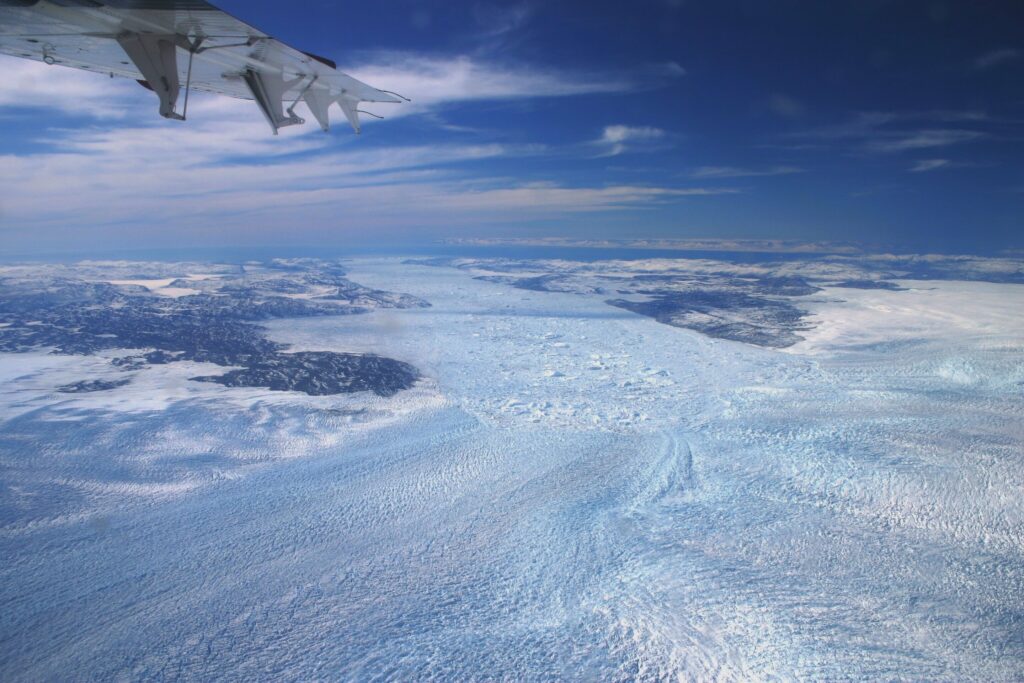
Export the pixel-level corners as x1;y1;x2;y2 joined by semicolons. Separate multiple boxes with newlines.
2;256;1023;680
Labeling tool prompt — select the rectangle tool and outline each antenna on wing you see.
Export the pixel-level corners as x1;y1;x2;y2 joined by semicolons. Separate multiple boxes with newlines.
377;90;412;102
357;110;385;119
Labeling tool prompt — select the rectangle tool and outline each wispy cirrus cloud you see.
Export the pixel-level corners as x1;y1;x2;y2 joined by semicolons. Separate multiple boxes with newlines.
767;94;805;119
0;48;682;126
348;52;683;119
0;120;735;247
473;2;533;40
907;158;988;173
786;110;995;156
0;36;705;252
0;58;144;119
865;129;985;153
909;159;951;173
592;125;668;156
974;48;1021;70
418;182;735;214
0;54;714;251
691;165;804;178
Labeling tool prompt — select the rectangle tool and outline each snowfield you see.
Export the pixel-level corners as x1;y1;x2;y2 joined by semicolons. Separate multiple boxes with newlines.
1;257;1023;680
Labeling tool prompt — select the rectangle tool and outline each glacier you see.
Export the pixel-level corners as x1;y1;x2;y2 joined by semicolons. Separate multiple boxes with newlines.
1;256;1023;680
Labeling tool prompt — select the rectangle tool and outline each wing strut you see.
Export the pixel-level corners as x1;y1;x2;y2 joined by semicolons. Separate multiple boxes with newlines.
242;69;305;135
303;87;333;132
286;74;318;123
336;96;362;134
181;38;201;120
117;33;185;120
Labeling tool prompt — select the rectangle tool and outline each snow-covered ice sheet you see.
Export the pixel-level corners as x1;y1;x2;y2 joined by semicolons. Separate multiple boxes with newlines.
1;258;1023;680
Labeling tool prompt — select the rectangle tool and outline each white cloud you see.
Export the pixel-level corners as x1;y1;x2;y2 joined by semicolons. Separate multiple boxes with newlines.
347;52;642;119
0;58;144;119
407;182;735;214
0;52;699;249
767;94;805;119
0;119;733;232
691;165;804;178
0;50;670;127
593;125;667;156
788;112;993;156
909;159;950;173
0;120;515;222
655;61;687;78
866;129;985;153
473;2;533;39
0;143;737;246
0;91;716;248
601;125;664;144
974;48;1022;70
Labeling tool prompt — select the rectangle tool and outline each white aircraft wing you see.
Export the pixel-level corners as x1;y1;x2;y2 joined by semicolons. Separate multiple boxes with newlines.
0;0;403;134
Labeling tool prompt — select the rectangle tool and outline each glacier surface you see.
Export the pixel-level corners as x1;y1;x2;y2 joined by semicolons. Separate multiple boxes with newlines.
1;256;1023;680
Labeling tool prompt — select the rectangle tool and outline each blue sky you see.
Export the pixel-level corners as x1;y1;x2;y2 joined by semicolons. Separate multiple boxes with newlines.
1;0;1022;255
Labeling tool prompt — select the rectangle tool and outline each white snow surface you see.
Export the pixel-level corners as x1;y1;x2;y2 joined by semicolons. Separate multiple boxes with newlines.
1;258;1023;681
791;280;1024;355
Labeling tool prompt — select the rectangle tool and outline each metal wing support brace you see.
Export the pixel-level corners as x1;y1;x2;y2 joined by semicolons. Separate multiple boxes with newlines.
115;31;305;132
114;32;404;133
117;32;186;120
241;68;305;135
303;89;363;135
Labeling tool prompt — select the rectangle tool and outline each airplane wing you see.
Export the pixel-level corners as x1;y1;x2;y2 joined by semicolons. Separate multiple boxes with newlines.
0;0;403;134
